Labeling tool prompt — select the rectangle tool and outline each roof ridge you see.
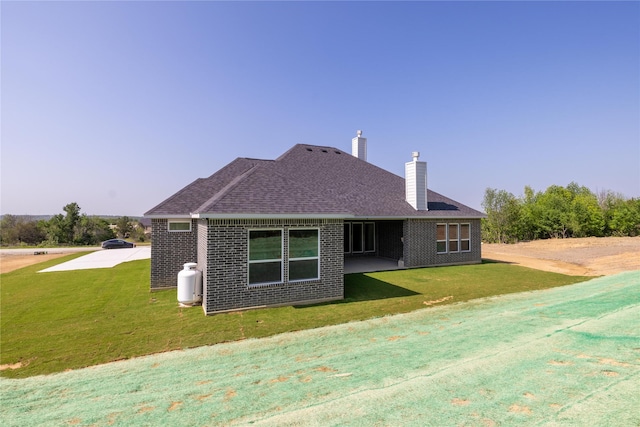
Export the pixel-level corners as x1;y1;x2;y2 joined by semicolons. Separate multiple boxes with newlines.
193;162;264;214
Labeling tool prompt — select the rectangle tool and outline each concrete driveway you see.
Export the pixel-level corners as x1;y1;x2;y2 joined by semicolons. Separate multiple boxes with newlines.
38;247;151;272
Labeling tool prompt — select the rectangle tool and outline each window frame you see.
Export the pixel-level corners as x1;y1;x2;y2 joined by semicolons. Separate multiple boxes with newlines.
437;222;471;254
343;223;351;254
168;219;192;232
460;223;471;252
345;221;376;254
288;228;320;282
436;223;447;254
448;223;459;253
247;229;284;286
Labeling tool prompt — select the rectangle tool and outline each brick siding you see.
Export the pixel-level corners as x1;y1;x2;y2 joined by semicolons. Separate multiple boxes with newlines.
403;218;482;267
150;219;198;289
203;219;343;314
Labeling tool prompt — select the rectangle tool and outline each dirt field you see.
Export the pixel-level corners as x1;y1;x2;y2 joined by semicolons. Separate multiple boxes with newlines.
482;236;640;276
2;237;639;275
0;253;70;274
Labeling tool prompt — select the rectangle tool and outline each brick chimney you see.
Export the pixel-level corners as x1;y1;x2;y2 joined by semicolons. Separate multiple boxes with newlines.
351;130;367;161
405;151;428;211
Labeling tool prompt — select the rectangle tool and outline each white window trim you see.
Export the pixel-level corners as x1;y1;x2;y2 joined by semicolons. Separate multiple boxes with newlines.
448;223;460;253
460;223;471;253
168;219;192;232
288;228;320;282
247;229;284;287
437;223;471;254
436;223;447;254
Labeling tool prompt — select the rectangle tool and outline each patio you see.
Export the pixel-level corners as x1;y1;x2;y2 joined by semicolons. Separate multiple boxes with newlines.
344;256;403;274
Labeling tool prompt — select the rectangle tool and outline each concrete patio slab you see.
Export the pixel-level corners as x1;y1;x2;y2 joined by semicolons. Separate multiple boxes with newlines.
344;257;402;274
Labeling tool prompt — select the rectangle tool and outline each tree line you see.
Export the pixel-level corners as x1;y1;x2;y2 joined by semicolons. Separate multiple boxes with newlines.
482;182;640;243
0;203;149;247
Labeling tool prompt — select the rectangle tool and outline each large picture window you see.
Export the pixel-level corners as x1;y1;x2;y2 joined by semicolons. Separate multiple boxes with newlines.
248;230;283;285
289;229;319;281
437;223;471;254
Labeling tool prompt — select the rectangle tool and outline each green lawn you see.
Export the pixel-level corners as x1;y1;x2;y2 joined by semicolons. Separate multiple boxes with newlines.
0;254;589;378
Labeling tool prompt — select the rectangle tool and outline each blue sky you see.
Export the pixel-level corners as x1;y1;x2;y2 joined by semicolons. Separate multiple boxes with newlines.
2;1;638;216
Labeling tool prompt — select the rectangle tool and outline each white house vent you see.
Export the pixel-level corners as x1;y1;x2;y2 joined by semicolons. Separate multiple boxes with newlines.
405;151;428;211
352;130;367;161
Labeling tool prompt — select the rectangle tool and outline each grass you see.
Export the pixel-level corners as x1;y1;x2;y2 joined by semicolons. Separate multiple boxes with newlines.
0;255;590;378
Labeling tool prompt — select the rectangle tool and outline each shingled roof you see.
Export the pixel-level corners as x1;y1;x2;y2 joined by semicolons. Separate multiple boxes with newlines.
145;144;484;219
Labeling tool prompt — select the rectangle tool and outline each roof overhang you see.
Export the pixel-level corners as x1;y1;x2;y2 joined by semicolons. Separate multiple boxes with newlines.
348;215;487;220
143;214;195;219
192;213;354;220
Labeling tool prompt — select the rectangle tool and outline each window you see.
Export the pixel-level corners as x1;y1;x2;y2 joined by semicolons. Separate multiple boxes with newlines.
460;224;470;251
248;230;282;285
344;222;375;254
364;222;375;252
437;223;471;254
168;220;191;232
344;223;351;253
352;223;363;253
436;224;447;253
289;229;319;281
448;224;459;252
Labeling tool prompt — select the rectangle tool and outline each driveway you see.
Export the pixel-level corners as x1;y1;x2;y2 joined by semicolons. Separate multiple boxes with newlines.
38;247;151;272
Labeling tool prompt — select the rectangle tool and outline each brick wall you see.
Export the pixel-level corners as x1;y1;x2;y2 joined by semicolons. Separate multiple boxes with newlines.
403;218;482;267
150;219;198;289
203;218;343;314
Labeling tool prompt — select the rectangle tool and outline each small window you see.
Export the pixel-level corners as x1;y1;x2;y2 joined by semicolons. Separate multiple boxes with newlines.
289;229;319;282
248;230;283;285
168;220;191;232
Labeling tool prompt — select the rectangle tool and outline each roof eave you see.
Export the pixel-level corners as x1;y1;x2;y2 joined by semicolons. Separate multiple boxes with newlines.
193;213;353;220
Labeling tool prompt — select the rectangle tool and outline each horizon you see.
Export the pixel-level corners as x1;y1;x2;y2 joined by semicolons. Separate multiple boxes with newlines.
2;1;638;216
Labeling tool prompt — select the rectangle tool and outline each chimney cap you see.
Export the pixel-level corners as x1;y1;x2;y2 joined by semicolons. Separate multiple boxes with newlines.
412;151;420;160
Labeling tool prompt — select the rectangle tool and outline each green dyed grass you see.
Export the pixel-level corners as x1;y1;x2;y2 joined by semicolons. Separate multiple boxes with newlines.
0;255;589;378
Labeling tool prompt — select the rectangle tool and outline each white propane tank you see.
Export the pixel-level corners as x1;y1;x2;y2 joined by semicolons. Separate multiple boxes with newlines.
177;262;202;306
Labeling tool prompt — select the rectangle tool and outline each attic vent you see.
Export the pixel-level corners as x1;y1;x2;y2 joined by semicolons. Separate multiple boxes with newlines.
335;150;341;154
321;149;328;153
306;148;313;152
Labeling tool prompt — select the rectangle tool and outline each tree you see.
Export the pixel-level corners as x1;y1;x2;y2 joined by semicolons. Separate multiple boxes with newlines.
518;186;543;241
567;183;604;237
16;221;46;245
535;185;573;238
41;214;67;245
63;202;82;243
115;216;133;238
481;188;521;243
74;216;115;245
0;214;20;245
608;198;640;236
